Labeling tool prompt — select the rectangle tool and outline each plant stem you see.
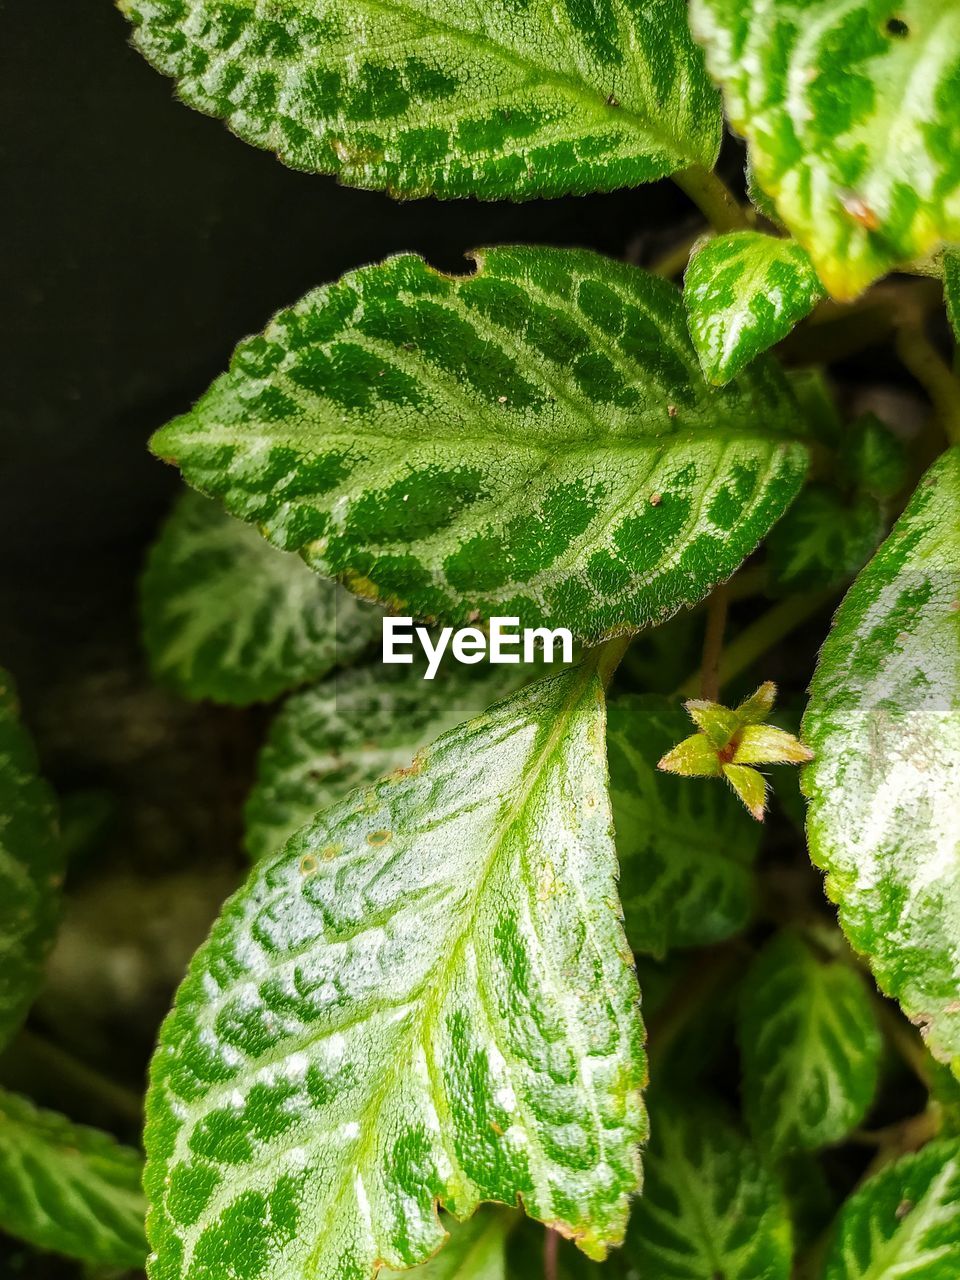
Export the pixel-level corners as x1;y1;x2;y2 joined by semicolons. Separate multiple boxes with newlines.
676;590;835;698
543;1228;559;1280
0;1030;143;1125
895;321;960;446
589;632;635;689
698;584;730;701
872;995;932;1088
673;165;751;233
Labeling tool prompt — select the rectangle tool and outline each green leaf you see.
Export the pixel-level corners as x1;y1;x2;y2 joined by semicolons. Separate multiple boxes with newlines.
141;490;380;705
945;248;960;344
803;448;960;1072
840;412;908;501
412;1209;513;1279
626;1096;793;1279
145;665;646;1280
0;1086;146;1269
607;694;761;957
767;485;885;595
823;1138;960;1280
0;668;61;1052
691;0;960;298
150;247;809;642
739;932;882;1155
120;0;722;200
245;661;530;862
684;231;824;384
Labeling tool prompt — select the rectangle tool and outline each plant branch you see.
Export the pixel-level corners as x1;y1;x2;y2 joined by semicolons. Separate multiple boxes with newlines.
0;1029;143;1126
543;1228;559;1280
676;590;835;699
673;165;752;234
895;320;960;446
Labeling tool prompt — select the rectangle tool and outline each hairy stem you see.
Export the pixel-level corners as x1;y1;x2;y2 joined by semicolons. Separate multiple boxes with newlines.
673;165;751;234
676;590;836;699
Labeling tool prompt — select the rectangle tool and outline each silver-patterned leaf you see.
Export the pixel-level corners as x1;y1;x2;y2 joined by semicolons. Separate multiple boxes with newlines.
145;665;646;1280
245;660;530;862
803;448;960;1072
150;247;809;642
141;490;381;705
0;1087;146;1269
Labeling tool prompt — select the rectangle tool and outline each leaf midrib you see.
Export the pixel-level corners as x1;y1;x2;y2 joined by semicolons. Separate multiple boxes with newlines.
186;665;601;1274
266;663;601;1275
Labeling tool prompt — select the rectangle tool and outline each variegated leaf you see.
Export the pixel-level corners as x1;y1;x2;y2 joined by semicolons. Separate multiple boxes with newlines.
684;231;824;384
824;1139;960;1279
607;694;761;958
691;0;960;298
0;1087;146;1270
151;247;809;642
120;0;721;198
141;490;381;705
803;448;960;1072
739;932;882;1155
244;661;529;862
145;666;646;1280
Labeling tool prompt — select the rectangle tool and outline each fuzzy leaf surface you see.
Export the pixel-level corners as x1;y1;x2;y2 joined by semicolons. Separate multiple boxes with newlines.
142;490;380;705
684;231;823;384
626;1097;792;1279
767;485;884;595
0;1087;146;1269
145;666;646;1280
607;694;761;957
691;0;960;298
0;668;61;1051
151;247;808;642
739;932;882;1155
121;0;721;199
245;661;531;862
803;448;960;1070
824;1139;960;1280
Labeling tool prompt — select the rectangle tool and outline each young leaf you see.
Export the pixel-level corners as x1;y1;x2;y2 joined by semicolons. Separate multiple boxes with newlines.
766;485;884;595
141;490;380;705
145;666;646;1280
626;1096;793;1279
945;248;960;344
151;247;809;642
607;694;761;957
414;1209;513;1279
0;668;61;1052
803;448;960;1072
691;0;960;298
0;1087;146;1270
244;660;530;862
823;1139;960;1280
739;932;882;1156
685;231;824;384
120;0;722;200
